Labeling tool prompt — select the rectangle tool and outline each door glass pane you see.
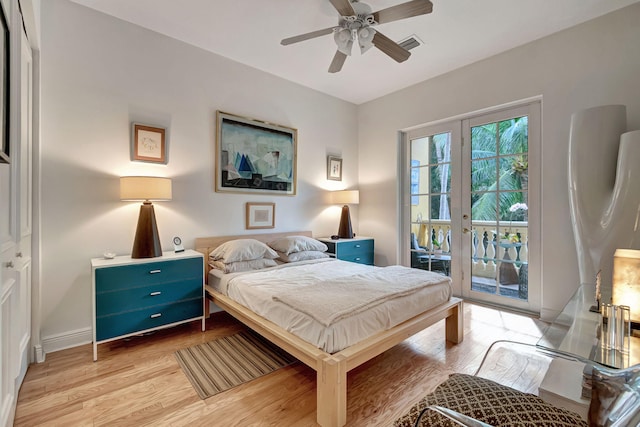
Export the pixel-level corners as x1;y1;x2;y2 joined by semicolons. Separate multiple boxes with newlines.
471;123;496;158
471;158;497;190
410;133;451;277
471;191;497;222
499;117;528;155
429;165;451;194
411;195;429;223
470;116;529;300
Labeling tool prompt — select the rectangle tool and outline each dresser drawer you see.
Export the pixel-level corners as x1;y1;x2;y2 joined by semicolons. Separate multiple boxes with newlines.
96;298;203;341
95;257;202;292
319;237;375;265
339;252;374;265
96;278;202;316
337;239;374;256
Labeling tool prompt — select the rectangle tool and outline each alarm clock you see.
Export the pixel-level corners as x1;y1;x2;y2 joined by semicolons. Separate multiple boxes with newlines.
173;236;185;253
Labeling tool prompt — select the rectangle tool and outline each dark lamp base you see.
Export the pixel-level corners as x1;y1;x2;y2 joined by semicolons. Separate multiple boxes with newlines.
337;205;354;239
131;201;163;258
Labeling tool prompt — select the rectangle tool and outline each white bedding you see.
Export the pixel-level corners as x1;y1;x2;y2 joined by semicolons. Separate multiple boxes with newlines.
209;258;452;353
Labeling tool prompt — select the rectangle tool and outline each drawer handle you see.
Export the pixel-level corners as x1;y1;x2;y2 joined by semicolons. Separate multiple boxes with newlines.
150;313;162;319
149;270;162;274
150;291;162;296
355;244;361;248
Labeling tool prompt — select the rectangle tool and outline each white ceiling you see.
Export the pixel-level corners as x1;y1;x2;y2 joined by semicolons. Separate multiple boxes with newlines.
70;0;639;105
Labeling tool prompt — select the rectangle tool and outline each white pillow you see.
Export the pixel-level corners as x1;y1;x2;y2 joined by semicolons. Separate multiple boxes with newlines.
268;236;328;255
209;239;278;263
277;250;330;263
210;258;277;273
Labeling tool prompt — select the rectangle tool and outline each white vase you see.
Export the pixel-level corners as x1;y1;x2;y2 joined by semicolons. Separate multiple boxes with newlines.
568;105;640;301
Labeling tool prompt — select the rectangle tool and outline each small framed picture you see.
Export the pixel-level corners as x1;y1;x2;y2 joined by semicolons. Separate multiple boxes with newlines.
246;202;275;229
132;123;167;164
327;156;342;181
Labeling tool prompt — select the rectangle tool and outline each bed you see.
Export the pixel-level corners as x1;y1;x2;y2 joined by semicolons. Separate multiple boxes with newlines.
195;231;463;427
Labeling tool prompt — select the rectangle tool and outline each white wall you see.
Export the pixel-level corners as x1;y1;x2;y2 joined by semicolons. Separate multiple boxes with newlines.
39;0;640;349
39;0;359;349
357;3;640;320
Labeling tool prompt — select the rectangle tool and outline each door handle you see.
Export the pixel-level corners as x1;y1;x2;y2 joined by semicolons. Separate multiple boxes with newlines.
463;228;470;234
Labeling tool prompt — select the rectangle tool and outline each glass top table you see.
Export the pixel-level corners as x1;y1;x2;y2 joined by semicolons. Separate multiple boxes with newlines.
537;284;640;369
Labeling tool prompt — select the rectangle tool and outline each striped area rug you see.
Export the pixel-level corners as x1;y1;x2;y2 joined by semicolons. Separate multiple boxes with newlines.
175;331;297;399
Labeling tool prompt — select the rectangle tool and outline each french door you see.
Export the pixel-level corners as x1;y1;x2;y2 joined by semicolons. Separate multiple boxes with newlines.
403;101;540;313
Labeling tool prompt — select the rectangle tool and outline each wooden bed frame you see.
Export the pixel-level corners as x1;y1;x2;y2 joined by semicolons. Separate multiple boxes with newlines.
195;231;463;427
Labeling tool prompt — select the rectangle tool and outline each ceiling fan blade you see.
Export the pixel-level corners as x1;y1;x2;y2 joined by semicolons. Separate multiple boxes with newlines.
329;0;356;17
372;31;411;62
281;27;337;45
373;0;433;24
328;50;348;73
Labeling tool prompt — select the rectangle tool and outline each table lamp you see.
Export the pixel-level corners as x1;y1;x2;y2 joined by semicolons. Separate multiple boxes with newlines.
612;248;640;326
331;190;359;239
120;176;172;258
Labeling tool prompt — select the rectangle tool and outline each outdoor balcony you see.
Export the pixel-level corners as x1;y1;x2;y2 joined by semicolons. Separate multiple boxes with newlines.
411;220;529;300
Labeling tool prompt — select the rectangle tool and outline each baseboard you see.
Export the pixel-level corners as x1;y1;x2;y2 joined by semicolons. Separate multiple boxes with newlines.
33;344;45;363
42;327;92;355
1;396;14;427
540;307;560;322
41;305;220;356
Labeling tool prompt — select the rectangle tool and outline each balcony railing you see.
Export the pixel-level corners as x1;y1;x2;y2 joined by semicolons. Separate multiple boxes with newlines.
411;220;529;282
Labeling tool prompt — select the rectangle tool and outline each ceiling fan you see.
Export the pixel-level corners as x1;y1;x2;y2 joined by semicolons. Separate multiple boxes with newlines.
281;0;433;73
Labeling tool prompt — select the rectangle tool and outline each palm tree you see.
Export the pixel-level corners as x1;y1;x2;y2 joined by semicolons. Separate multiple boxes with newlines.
431;133;451;220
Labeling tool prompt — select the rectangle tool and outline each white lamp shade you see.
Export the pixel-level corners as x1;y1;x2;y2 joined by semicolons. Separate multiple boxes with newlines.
331;190;359;205
120;176;172;201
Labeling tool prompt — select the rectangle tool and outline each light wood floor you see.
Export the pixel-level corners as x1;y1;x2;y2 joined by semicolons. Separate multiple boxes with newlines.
15;302;549;426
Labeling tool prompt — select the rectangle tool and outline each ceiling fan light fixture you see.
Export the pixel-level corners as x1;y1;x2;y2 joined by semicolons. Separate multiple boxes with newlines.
334;28;354;56
358;27;376;54
282;0;434;73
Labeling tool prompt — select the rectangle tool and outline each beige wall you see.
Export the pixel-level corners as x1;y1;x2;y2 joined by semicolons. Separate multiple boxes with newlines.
358;2;640;320
40;0;358;350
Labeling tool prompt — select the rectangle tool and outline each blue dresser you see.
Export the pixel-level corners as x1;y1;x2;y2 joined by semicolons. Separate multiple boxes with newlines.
91;250;204;361
317;237;374;265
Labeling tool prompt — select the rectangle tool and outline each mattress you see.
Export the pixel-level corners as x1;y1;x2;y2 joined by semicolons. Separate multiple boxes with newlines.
209;258;452;353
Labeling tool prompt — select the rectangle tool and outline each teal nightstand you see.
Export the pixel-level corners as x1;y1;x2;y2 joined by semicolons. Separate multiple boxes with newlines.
91;250;204;361
317;237;374;265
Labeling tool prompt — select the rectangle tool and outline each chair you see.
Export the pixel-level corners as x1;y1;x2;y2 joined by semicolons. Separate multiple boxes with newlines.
410;233;426;269
411;233;449;275
394;341;640;427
